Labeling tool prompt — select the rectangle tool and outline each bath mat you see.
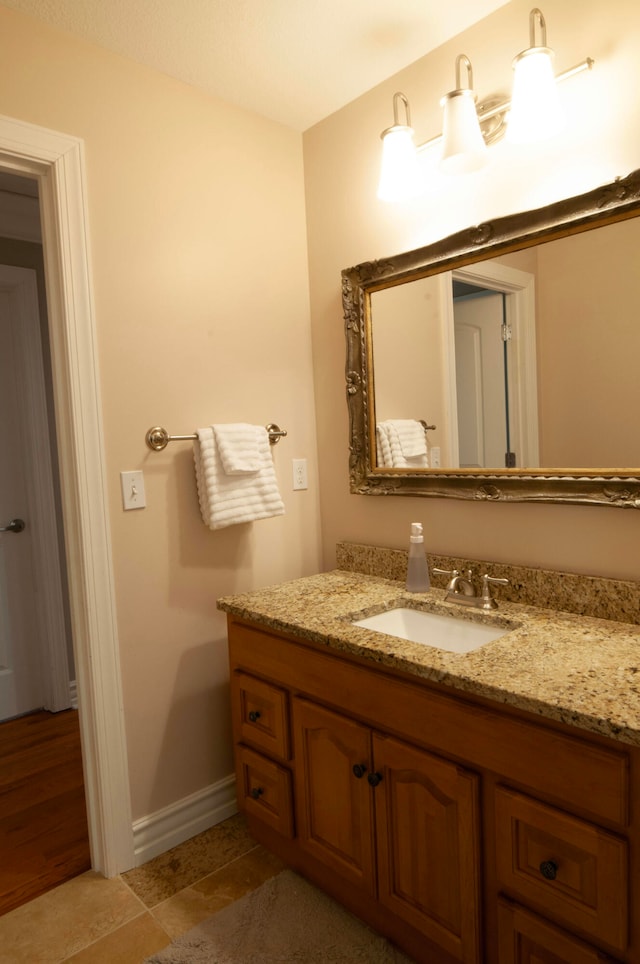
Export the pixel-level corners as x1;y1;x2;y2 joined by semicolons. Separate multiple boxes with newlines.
145;868;414;963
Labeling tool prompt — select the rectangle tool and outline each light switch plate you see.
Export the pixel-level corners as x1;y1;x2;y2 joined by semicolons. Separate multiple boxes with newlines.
121;470;146;510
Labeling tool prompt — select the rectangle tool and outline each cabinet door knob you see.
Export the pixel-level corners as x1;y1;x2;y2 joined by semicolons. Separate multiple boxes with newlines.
367;771;383;787
539;859;558;880
250;787;264;799
248;710;262;723
352;763;367;779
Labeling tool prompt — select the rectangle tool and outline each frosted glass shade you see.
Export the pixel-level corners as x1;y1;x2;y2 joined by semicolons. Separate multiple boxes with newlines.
440;90;488;174
507;47;564;144
377;126;423;202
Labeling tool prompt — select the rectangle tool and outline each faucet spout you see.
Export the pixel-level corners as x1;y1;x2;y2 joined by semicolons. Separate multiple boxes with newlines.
449;573;475;596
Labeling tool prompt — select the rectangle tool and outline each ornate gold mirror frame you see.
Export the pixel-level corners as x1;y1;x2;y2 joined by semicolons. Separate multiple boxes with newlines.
342;168;640;507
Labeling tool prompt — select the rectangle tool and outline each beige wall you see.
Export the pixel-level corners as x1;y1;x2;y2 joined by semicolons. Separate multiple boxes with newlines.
304;0;640;581
0;6;321;820
535;217;640;467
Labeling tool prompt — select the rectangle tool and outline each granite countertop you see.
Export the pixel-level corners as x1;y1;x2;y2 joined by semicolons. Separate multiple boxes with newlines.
218;570;640;748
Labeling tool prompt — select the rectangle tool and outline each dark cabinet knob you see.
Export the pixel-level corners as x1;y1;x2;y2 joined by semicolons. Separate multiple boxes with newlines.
367;771;383;787
248;710;261;723
250;787;264;800
352;763;367;779
539;860;558;880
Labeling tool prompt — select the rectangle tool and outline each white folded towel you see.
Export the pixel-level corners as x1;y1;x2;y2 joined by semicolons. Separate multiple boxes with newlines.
376;420;429;468
212;423;262;474
194;425;285;530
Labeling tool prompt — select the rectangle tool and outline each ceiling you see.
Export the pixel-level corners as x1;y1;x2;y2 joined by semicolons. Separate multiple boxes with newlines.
2;0;511;130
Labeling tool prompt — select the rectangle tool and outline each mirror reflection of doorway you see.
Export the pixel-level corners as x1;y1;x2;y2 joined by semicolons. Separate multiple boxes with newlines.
453;282;515;469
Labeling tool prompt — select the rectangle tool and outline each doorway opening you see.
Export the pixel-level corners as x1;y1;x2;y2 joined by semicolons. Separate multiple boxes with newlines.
0;112;133;879
453;281;516;468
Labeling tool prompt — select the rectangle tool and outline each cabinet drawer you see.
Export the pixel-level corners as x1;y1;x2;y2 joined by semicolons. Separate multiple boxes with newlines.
231;671;290;761
236;745;294;838
495;787;627;952
497;898;619;963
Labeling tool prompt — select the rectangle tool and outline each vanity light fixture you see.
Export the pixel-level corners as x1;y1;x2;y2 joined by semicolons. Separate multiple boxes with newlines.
376;7;593;202
440;54;488;175
376;91;423;202
507;7;563;143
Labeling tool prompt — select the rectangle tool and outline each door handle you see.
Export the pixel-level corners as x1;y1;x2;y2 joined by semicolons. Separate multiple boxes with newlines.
0;518;25;533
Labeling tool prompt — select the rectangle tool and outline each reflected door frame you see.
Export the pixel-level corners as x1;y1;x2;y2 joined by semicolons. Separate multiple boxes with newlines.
440;260;539;469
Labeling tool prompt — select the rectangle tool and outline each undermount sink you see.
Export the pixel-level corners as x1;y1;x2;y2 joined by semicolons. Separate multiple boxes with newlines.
352;607;512;654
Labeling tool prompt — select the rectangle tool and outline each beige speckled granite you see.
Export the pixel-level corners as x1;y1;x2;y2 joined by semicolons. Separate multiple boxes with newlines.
336;541;640;624
218;569;640;748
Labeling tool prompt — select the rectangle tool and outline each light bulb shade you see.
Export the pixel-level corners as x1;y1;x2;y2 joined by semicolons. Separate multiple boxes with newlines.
440;89;488;174
507;46;564;144
377;125;423;202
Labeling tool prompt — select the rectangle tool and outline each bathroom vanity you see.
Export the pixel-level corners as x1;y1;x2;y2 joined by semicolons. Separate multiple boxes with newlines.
218;568;640;964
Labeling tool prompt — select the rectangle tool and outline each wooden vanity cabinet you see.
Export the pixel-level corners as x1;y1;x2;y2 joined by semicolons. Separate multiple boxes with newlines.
227;616;638;964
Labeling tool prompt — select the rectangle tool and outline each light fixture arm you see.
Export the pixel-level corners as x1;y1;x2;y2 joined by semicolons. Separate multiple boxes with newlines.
391;91;411;128
455;54;474;92
529;7;547;47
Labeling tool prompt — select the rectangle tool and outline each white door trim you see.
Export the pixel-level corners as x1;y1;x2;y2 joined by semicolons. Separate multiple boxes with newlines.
0;264;70;712
0;114;134;874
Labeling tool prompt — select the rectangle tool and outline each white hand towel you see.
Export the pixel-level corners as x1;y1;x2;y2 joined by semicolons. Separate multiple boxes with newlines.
393;419;427;459
376;420;429;468
194;425;285;530
212;423;262;475
376;423;393;467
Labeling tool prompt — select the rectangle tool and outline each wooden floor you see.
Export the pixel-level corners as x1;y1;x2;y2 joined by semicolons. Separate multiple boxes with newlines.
0;709;91;916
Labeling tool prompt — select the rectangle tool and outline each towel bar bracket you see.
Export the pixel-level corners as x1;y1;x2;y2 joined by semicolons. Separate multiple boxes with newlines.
145;424;287;451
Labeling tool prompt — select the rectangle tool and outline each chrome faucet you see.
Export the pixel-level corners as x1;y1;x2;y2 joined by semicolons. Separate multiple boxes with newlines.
432;567;509;610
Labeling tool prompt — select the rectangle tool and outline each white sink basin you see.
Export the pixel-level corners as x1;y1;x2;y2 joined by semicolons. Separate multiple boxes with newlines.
352;607;511;654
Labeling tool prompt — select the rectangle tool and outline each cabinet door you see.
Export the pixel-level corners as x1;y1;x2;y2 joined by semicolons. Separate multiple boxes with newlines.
374;733;481;964
292;698;376;894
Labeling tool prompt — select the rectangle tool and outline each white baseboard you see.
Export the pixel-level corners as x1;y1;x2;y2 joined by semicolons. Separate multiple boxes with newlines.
132;775;238;867
69;679;78;709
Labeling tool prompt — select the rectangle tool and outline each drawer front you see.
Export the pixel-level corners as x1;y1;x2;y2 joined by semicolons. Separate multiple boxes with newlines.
497;898;619;963
236;745;294;838
495;787;628;952
231;670;290;761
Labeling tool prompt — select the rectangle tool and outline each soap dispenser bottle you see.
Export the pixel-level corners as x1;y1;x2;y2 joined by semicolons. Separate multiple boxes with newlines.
406;522;431;592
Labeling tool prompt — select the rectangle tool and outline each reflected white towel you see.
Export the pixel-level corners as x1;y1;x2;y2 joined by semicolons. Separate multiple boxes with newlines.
376;420;429;468
194;426;285;530
212;423;262;474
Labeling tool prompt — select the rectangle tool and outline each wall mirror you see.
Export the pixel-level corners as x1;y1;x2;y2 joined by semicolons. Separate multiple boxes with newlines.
342;168;640;507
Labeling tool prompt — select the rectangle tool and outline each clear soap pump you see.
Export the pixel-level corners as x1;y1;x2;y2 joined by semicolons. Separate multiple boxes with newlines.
406;522;431;592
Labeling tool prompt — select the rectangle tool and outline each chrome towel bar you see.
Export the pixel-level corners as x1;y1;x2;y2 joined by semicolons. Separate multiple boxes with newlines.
145;423;287;451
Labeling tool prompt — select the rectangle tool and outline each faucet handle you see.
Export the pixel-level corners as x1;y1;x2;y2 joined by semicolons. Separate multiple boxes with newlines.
481;573;509;610
432;567;459;590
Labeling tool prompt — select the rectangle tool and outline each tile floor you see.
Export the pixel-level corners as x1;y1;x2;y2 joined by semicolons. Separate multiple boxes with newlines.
0;813;285;963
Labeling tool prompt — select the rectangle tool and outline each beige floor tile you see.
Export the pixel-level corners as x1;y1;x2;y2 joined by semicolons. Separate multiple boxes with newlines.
122;813;255;908
151;845;285;939
64;911;171;963
0;871;144;964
